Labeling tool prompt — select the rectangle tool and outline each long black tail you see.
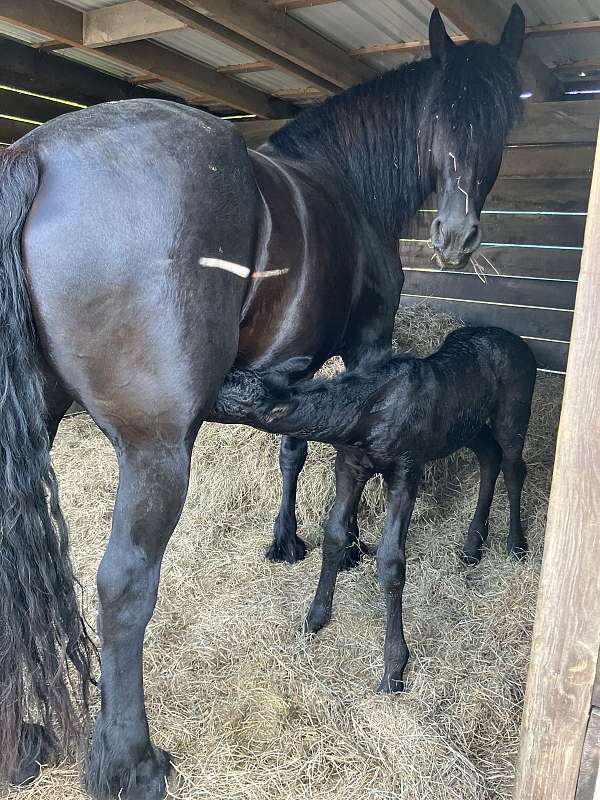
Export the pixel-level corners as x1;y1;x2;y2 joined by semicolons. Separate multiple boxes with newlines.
0;147;96;785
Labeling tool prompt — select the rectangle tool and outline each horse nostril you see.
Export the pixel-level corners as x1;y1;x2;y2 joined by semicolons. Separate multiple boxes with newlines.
462;222;482;253
430;217;445;248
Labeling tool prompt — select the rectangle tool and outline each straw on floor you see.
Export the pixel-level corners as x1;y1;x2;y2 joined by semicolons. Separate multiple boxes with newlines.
8;306;562;800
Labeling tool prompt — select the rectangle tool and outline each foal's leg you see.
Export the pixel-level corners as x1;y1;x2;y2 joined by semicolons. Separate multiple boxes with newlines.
493;405;531;559
267;436;308;563
377;466;421;694
85;437;193;800
462;425;503;565
305;449;373;634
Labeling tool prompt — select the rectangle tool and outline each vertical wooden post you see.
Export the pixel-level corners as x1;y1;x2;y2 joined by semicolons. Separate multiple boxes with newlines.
514;124;600;800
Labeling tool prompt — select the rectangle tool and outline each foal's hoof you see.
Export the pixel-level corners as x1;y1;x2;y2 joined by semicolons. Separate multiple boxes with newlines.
127;747;172;800
11;723;52;785
377;675;406;694
462;548;483;567
338;539;368;571
304;603;330;635
266;534;307;564
508;540;528;561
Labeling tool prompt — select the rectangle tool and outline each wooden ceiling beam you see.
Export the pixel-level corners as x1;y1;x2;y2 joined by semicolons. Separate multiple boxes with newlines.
217;60;273;75
270;0;336;9
140;0;341;92
0;0;295;117
157;0;374;88
84;1;186;47
431;0;562;100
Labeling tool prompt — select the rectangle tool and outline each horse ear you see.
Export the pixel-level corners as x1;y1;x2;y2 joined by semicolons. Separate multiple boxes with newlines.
499;4;525;63
429;8;455;64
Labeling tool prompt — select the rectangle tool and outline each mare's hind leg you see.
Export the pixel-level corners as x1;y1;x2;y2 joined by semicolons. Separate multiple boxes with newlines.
462;425;503;565
267;436;308;563
85;436;194;800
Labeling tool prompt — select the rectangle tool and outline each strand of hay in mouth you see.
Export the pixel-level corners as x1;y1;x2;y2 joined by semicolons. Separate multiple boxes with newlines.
9;306;562;800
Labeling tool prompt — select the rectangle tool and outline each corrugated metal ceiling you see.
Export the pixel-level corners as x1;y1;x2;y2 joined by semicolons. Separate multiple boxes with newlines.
1;0;599;112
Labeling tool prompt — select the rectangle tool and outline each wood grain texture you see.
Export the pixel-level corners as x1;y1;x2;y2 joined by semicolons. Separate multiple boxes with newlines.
513;101;600;146
484;178;591;212
402;270;576;310
575;709;600;800
408;210;586;248
399;295;572;370
399;242;582;281
501;145;595;178
514;125;600;800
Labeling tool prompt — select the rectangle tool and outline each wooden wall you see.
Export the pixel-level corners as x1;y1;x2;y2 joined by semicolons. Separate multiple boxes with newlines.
399;100;599;373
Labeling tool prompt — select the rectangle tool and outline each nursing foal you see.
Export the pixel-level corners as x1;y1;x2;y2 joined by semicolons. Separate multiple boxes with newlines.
213;327;537;692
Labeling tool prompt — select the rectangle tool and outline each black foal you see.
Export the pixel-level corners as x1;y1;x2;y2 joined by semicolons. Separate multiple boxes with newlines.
212;327;536;692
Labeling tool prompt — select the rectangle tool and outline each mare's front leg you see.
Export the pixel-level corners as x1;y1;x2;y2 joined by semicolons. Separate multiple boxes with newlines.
305;449;373;633
267;435;308;563
377;465;421;693
85;438;193;800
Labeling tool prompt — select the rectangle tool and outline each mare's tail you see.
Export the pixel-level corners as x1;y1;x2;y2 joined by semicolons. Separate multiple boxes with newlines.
0;146;96;785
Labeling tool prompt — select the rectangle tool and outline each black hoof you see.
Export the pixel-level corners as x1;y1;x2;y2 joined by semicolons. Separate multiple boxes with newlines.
377;675;406;694
508;541;528;561
86;720;172;800
266;534;307;564
462;548;482;567
11;723;52;786
338;538;368;571
303;603;330;635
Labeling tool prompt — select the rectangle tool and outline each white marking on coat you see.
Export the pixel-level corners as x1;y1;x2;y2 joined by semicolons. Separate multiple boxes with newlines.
250;268;289;279
199;257;250;278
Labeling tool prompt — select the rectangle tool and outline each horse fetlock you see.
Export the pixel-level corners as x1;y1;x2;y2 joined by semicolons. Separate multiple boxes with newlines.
266;530;307;564
304;601;331;635
86;718;171;800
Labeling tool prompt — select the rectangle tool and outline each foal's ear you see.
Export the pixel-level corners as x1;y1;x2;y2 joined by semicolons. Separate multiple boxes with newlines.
499;4;525;63
429;8;455;65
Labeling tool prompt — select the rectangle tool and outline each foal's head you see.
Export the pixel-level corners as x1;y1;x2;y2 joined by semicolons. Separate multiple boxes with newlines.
423;6;525;268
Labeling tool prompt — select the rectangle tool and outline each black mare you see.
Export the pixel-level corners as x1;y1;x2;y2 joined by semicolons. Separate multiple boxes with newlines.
0;7;524;799
213;327;537;693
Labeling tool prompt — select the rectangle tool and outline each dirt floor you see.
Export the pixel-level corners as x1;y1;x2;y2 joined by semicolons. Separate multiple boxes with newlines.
6;307;563;800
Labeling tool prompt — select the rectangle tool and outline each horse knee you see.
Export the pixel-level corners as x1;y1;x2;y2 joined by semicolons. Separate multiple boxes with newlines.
279;436;308;472
377;549;405;592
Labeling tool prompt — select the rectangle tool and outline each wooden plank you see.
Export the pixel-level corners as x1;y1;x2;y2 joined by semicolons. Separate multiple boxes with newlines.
409;210;586;248
349;22;600;59
485;178;591;213
0;0;82;45
514;126;600;800
84;1;186;47
501;145;595;178
514;101;600;146
147;0;375;89
402;270;577;310
271;0;336;8
0;0;295;118
399;242;582;281
575;709;600;800
100;40;293;117
399;295;573;341
399;295;569;371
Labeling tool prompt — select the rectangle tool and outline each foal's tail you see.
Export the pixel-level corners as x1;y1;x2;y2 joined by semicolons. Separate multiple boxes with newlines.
0;147;96;785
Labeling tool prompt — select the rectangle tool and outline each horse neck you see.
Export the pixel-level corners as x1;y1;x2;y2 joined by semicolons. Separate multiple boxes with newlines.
268;61;437;240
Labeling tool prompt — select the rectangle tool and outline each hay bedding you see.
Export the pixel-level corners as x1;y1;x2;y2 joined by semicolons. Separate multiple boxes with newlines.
7;307;562;800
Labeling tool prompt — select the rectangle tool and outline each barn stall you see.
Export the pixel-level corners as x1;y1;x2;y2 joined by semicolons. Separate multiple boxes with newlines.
0;1;598;798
